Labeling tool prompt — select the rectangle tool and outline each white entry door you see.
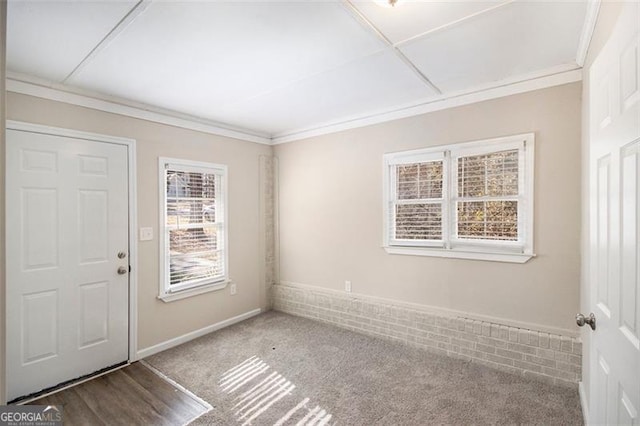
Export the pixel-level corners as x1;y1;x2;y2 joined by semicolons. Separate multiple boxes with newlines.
6;125;130;401
588;2;640;424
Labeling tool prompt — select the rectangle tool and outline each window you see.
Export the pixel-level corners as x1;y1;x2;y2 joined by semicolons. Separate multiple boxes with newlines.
383;134;534;263
159;158;228;301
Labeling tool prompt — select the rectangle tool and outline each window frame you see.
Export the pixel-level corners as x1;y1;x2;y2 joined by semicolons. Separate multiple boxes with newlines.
387;151;448;248
382;133;535;263
158;157;229;302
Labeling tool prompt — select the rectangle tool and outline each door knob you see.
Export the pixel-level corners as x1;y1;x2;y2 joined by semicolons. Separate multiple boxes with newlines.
576;313;596;330
117;251;127;259
117;266;128;275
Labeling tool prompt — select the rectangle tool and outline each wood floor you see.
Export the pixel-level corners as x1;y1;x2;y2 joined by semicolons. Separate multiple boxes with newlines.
27;362;210;425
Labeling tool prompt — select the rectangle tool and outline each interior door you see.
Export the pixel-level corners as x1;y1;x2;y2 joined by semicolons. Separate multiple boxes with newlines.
6;125;130;401
588;2;640;424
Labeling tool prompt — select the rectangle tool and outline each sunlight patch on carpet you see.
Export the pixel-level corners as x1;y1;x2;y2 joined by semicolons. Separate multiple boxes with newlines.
219;356;333;425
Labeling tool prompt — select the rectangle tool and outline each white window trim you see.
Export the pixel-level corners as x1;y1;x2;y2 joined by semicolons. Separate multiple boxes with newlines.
158;157;229;302
382;133;535;263
388;151;447;248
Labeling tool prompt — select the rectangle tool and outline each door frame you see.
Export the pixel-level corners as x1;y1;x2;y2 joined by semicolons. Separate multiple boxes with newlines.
4;120;139;394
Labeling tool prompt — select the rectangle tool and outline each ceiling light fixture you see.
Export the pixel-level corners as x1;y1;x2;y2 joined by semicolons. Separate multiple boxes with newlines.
373;0;400;8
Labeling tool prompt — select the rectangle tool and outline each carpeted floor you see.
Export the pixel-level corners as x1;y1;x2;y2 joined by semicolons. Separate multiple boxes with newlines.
145;311;583;425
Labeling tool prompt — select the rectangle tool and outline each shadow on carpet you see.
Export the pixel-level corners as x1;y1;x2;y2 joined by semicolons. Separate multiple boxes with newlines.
145;311;583;425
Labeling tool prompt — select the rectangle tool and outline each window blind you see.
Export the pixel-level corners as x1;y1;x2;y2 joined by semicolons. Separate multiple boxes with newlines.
456;149;519;241
165;167;225;289
393;161;443;241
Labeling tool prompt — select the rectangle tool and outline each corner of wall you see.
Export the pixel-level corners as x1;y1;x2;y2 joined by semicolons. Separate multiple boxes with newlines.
259;154;278;311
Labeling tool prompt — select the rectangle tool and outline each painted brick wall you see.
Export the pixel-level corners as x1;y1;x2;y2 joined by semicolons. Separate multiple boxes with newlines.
272;283;581;387
260;155;277;310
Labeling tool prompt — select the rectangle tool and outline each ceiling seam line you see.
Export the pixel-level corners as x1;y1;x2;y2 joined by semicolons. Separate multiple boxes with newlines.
340;0;442;95
392;0;516;48
272;67;582;141
62;0;153;84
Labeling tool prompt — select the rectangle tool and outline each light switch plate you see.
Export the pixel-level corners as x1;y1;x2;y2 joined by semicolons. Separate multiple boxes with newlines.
140;227;154;241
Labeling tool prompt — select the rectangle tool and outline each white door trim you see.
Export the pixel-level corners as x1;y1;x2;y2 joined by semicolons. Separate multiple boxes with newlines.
5;121;139;376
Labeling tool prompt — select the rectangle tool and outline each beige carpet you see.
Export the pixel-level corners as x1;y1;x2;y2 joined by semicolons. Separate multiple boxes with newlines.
145;311;583;425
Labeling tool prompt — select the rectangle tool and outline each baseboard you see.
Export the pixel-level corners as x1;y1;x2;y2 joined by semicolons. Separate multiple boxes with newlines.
579;381;590;424
272;283;581;387
137;308;262;359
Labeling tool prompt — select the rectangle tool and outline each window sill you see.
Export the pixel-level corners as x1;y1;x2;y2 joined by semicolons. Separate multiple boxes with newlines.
384;246;535;263
158;279;230;303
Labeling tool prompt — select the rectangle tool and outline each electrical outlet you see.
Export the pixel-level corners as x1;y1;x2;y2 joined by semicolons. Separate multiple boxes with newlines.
345;280;352;293
230;283;237;295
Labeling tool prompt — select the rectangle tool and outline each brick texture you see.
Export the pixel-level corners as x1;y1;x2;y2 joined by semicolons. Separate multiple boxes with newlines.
260;156;276;310
272;284;581;388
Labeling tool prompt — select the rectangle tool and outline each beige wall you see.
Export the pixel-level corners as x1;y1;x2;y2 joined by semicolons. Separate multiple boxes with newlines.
274;83;582;334
1;0;7;404
6;93;272;350
580;0;625;414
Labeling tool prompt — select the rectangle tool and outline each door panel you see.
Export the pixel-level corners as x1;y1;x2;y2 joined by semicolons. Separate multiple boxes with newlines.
78;154;109;176
21;149;58;173
595;354;610;422
22;290;58;364
6;127;130;401
78;190;109;263
621;37;639;113
596;155;611;316
588;2;640;424
620;142;639;350
618;386;638;425
79;281;109;348
23;188;59;269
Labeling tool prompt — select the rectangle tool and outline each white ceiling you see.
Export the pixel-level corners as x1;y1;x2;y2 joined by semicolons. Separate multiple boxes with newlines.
7;0;592;142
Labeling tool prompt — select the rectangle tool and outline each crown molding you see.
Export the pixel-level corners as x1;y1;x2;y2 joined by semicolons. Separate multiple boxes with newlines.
7;65;583;147
6;73;272;145
576;0;602;67
271;66;582;144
